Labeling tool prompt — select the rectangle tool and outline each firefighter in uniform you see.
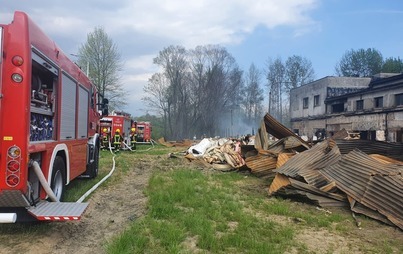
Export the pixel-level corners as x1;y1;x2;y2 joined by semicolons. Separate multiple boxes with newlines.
130;127;137;150
101;128;109;150
113;129;123;152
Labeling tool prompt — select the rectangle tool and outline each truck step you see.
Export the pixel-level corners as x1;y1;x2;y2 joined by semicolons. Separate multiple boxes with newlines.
28;201;88;221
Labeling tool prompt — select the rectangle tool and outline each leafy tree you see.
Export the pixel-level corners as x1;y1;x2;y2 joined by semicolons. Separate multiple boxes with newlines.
285;55;315;92
335;48;383;77
78;27;127;110
382;57;403;73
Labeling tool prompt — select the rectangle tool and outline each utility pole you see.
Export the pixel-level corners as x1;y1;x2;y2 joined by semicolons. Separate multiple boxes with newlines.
70;54;89;77
230;109;233;137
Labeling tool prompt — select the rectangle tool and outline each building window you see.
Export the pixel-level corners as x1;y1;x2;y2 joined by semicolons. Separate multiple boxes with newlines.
303;97;309;109
331;103;344;113
314;95;320;107
374;96;383;108
356;100;363;110
396;93;403;106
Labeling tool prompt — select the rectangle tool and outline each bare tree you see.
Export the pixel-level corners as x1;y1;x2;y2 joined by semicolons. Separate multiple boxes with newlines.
144;44;242;139
265;57;285;122
142;73;170;138
242;63;264;124
199;45;239;137
78;27;126;110
153;45;189;139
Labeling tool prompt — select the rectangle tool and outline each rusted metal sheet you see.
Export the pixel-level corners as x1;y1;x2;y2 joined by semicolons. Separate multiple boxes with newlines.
276;152;295;168
268;174;347;207
321;149;403;230
245;152;277;178
369;154;403;165
335;139;403;161
263;113;310;148
268;173;290;195
274;140;341;186
267;136;309;154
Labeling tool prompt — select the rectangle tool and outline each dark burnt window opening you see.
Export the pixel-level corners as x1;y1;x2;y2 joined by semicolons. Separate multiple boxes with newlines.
374;96;383;108
314;95;320;107
356;100;363;110
396;93;403;106
303;97;309;109
331;103;344;113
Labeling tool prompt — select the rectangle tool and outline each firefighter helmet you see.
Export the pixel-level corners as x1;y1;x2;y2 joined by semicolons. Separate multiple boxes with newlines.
131;127;136;132
103;128;107;133
116;129;120;133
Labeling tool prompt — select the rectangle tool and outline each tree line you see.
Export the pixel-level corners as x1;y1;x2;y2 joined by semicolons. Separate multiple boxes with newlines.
76;27;402;140
142;45;317;140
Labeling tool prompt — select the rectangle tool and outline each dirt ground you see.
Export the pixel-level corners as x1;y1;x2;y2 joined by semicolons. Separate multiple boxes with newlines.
0;153;402;254
0;156;153;254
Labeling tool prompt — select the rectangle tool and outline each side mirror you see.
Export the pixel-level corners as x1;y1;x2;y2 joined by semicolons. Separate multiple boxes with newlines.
101;98;109;116
102;107;109;116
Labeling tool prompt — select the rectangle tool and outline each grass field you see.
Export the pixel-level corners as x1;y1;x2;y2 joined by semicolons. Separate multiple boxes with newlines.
0;144;400;254
103;145;402;254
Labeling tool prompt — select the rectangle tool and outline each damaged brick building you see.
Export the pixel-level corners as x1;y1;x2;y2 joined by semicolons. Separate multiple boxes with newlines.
290;73;403;142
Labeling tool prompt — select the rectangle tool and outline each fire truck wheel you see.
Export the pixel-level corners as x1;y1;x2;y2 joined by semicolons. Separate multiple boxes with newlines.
50;156;66;201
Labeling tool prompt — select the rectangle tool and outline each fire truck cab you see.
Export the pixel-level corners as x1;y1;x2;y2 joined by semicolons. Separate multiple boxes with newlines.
0;12;108;222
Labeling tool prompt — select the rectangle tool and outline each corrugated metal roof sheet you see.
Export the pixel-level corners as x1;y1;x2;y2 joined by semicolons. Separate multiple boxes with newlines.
321;149;403;230
263;113;310;149
274;140;341;188
245;152;277;178
276;153;295;168
335;139;403;161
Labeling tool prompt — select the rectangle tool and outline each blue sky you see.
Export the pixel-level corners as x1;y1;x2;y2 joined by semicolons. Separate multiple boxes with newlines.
230;0;403;79
1;0;402;117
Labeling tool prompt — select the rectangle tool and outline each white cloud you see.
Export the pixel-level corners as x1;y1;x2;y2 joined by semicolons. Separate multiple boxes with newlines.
106;0;319;47
0;0;320;116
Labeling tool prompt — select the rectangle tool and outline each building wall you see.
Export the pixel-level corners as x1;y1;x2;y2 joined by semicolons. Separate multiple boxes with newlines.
290;76;370;119
347;86;403;111
290;75;403;142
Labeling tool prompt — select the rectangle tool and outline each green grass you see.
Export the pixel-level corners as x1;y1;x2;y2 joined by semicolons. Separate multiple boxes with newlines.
107;168;298;254
104;146;403;254
64;144;161;202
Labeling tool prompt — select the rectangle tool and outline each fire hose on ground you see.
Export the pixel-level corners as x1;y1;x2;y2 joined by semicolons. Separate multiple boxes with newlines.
77;137;156;203
76;140;116;203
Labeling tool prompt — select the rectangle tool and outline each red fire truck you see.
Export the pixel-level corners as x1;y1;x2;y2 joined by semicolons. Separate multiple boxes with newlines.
0;12;108;222
135;121;152;143
100;111;132;149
